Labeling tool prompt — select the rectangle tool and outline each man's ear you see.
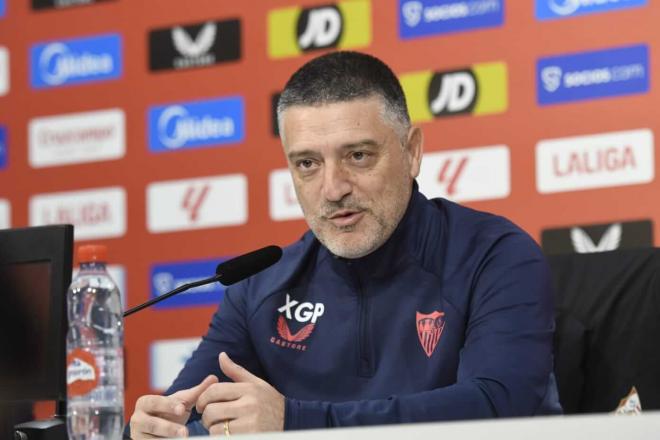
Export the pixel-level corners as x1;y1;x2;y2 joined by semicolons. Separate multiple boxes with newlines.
405;126;423;179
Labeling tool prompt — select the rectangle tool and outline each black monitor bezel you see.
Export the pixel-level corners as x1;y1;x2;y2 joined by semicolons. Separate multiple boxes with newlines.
0;224;73;402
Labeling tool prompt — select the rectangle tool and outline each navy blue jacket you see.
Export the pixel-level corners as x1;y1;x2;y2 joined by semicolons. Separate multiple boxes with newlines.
166;187;561;434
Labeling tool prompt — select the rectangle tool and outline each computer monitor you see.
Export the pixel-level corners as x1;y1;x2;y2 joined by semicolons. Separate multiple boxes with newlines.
0;224;73;404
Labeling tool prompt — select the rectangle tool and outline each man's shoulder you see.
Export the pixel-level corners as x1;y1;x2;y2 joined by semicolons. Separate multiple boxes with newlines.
427;196;541;262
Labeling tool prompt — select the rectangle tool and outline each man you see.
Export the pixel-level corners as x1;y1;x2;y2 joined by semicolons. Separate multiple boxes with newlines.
129;51;561;438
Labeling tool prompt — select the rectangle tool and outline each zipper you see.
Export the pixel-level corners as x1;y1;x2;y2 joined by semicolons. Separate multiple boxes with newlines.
353;266;374;377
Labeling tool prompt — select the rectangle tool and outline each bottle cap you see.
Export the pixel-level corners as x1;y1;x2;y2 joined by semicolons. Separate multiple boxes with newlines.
77;244;108;263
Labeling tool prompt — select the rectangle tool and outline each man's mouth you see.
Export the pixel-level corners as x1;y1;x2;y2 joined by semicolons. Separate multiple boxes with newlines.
326;210;365;228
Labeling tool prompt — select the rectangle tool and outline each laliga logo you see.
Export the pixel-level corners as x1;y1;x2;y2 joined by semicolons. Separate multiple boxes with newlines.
157;105;235;149
298;6;342;50
541;66;563;93
39;42;113;86
402;1;424;27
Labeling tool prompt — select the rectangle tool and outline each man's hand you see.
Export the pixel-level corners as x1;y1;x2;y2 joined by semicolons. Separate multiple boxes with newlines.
196;352;285;435
130;374;218;439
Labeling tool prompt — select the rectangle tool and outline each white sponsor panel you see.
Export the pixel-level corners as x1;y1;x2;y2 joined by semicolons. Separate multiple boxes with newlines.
147;174;247;233
418;145;510;202
150;338;201;391
0;46;8;96
269;168;303;221
536;129;654;193
0;199;10;229
29;187;126;240
28;108;125;168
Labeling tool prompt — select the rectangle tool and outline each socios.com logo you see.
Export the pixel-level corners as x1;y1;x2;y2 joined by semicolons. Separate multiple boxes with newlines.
267;0;371;59
537;44;649;105
148;96;244;152
401;62;508;122
535;0;646;20
150;258;228;309
399;0;504;39
30;33;122;89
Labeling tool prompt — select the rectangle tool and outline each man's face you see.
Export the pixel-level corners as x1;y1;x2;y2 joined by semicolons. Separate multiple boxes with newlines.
280;96;422;259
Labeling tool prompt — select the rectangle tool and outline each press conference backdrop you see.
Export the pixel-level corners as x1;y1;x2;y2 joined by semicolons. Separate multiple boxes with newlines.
0;0;659;419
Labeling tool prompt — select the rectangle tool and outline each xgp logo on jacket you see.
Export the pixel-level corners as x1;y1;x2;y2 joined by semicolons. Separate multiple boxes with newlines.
271;293;325;351
267;0;371;59
400;62;508;122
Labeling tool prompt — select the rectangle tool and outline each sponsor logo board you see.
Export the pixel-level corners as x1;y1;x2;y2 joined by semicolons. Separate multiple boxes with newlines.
401;62;508;122
541;220;653;255
537;44;649;105
0;199;10;229
150;338;201;391
418;145;510;202
268;0;371;59
535;0;647;20
149;18;241;72
0;46;8;96
147;174;247;233
536;129;654;193
150;258;226;309
399;0;504;39
0;125;6;169
269;169;303;221
29;186;126;240
0;0;5;18
148;97;244;152
30;33;122;89
29;108;125;168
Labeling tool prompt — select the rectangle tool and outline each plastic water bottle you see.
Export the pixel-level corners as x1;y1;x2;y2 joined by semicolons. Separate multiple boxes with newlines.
66;245;124;440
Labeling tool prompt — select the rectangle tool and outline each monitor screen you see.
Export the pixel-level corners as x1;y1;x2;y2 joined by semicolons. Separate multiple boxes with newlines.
0;225;73;403
0;261;52;396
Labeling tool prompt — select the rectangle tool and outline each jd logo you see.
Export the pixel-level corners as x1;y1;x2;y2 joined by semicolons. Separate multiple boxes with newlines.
277;293;325;324
428;69;478;116
296;5;343;51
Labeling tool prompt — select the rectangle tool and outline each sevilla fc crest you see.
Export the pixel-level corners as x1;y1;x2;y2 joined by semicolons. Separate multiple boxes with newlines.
416;311;445;357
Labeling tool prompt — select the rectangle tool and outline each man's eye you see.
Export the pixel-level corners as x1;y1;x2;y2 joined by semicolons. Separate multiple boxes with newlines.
297;159;314;169
351;152;366;161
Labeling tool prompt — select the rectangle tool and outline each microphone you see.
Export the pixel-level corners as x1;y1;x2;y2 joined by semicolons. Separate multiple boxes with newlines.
123;245;282;317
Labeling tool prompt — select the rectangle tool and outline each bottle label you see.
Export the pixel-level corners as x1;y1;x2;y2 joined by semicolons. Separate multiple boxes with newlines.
66;348;99;396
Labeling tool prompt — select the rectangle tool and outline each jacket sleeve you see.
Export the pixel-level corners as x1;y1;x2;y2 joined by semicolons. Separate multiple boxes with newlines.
284;232;561;430
163;279;264;433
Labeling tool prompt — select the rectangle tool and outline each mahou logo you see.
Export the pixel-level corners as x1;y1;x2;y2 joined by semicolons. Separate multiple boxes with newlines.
536;129;654;193
271;293;325;351
67;348;99;396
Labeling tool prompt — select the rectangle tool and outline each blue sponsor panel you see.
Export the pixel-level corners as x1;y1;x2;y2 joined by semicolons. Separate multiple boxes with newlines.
0;126;6;170
399;0;504;39
535;0;647;20
150;258;229;309
30;33;122;89
537;44;649;106
148;96;245;152
0;0;5;18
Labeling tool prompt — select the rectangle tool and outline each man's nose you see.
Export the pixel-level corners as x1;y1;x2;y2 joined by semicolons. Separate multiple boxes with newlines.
321;163;352;202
